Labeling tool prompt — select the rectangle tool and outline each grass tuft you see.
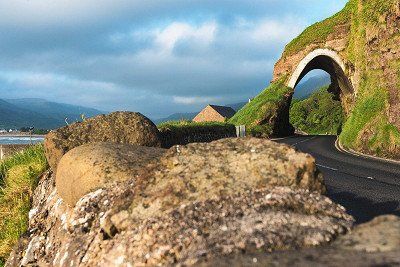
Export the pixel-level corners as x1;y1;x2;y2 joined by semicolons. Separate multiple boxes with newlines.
0;144;48;266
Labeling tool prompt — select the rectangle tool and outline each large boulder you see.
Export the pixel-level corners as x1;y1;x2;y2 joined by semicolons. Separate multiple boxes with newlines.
7;138;352;267
56;143;166;206
44;111;162;171
334;215;400;253
131;138;326;222
200;215;400;266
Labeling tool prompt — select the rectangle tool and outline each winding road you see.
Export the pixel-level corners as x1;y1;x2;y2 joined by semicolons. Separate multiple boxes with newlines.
276;135;400;223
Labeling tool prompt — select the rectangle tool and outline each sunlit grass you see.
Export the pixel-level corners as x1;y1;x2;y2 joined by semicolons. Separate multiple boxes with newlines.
0;144;48;266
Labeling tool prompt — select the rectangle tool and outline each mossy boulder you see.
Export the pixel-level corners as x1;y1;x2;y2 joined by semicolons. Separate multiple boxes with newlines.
44;111;162;171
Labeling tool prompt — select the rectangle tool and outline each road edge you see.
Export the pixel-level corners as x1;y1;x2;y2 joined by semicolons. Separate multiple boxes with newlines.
335;138;400;165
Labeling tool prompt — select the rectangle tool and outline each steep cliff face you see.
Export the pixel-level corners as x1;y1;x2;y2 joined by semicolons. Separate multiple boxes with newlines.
233;0;400;159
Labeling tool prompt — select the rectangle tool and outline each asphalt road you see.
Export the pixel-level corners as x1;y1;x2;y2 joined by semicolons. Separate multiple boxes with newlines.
276;135;400;223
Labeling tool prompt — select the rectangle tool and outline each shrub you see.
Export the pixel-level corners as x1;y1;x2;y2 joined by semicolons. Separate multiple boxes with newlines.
158;120;236;148
290;86;345;135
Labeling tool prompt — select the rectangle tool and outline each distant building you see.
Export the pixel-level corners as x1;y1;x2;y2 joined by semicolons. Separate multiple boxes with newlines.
193;104;236;123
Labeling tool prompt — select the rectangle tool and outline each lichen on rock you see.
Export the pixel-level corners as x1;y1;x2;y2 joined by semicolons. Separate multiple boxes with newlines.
7;138;354;266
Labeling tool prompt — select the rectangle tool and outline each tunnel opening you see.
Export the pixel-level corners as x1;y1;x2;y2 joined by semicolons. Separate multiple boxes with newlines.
289;70;345;136
287;50;354;136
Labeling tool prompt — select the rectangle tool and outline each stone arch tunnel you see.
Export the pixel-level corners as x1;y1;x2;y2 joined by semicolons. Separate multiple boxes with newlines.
233;0;400;157
286;49;355;113
267;48;356;136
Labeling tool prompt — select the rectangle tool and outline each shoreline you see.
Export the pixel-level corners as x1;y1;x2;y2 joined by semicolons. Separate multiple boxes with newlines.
0;134;46;138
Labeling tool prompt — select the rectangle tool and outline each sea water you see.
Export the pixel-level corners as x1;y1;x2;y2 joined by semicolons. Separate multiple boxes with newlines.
0;136;45;145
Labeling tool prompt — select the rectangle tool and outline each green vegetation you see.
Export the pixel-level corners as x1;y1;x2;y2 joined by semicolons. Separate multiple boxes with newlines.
284;0;396;57
158;120;235;132
19;128;50;135
290;87;345;135
281;0;400;158
339;0;400;157
340;82;400;157
283;1;355;57
0;145;48;266
229;78;292;136
158;120;236;148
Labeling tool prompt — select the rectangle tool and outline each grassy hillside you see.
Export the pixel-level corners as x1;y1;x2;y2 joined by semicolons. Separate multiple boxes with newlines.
229;78;293;136
290;86;344;135
0;145;48;266
338;0;400;158
283;0;355;57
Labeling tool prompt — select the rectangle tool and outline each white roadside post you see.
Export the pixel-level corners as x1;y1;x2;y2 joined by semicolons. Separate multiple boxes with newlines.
236;125;246;138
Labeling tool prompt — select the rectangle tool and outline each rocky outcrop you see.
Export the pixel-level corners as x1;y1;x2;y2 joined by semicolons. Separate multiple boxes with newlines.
201;215;400;266
44;112;162;171
235;0;400;158
7;138;353;266
56;143;166;206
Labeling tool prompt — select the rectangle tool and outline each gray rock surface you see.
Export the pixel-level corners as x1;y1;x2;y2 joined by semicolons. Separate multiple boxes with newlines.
56;143;166;206
334;215;400;253
7;138;353;266
44;111;162;171
130;138;326;223
200;215;400;266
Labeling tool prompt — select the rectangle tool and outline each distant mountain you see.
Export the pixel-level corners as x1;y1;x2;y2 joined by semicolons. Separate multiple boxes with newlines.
0;98;104;130
153;102;247;125
6;98;103;123
225;102;247;112
293;74;331;99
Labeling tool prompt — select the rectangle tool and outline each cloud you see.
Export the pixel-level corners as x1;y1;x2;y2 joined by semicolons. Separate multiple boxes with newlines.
0;0;348;119
173;96;222;105
155;22;217;52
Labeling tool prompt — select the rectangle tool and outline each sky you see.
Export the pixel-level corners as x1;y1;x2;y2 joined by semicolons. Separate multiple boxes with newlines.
0;0;348;119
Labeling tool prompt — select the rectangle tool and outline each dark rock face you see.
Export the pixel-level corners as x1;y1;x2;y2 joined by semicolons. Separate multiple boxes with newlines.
44;111;162;171
7;138;353;266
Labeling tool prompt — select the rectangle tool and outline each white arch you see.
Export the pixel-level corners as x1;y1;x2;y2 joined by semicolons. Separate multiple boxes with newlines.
287;49;346;88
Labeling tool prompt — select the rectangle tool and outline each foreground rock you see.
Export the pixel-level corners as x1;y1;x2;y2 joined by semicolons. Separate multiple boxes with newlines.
44;111;162;171
130;138;326;223
201;215;400;266
56;143;166;206
7;138;353;266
